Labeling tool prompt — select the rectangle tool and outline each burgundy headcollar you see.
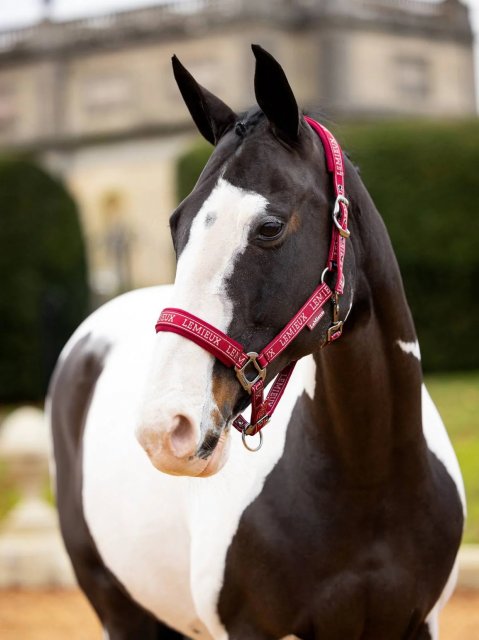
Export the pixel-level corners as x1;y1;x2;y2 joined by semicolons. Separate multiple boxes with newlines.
155;117;350;450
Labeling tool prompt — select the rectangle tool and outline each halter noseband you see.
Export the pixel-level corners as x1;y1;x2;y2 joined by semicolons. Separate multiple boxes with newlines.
155;117;350;451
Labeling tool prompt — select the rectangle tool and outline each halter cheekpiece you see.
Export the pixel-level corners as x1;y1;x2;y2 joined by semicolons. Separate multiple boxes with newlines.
155;117;350;451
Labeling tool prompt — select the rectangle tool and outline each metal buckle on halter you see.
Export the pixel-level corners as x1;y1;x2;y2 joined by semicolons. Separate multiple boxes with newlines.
332;195;350;239
327;321;343;342
244;414;270;438
246;414;270;436
327;293;343;342
235;352;266;394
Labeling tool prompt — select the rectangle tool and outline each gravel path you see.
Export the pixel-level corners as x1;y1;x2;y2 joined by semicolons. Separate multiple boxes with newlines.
0;588;478;639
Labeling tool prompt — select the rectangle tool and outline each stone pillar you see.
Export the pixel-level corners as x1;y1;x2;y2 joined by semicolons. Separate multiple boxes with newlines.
0;406;75;587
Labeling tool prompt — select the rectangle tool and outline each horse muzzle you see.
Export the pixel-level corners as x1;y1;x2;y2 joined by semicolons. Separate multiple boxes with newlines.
136;410;230;477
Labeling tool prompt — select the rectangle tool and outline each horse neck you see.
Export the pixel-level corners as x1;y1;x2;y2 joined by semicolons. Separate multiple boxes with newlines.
309;179;425;485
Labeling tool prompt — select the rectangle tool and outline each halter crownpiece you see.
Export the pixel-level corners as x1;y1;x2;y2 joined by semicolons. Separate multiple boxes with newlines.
155;117;350;451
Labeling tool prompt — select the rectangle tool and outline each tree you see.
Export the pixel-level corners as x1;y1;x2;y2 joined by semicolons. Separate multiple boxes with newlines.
0;159;89;401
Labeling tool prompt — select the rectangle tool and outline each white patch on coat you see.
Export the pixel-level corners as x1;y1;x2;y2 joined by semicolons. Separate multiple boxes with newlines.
421;384;466;513
78;287;316;639
139;178;268;441
396;339;421;360
302;355;317;400
422;385;465;637
426;560;459;640
82;287;209;637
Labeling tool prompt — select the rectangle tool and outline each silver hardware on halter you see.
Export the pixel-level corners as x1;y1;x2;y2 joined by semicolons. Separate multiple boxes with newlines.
242;427;263;452
332;195;351;238
327;292;344;342
245;414;270;437
235;352;266;394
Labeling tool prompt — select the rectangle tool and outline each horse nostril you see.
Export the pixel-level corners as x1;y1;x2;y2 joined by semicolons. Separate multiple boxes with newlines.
169;415;197;459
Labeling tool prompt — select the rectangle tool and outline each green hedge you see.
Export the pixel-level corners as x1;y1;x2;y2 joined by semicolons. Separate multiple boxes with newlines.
176;120;479;372
338;120;479;371
0;159;89;402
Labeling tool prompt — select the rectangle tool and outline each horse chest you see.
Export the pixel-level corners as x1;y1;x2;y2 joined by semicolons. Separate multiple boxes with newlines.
218;472;452;639
81;330;314;638
217;430;463;639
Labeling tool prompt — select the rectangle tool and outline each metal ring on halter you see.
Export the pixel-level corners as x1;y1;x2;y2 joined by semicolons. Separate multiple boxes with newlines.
241;428;263;452
321;267;330;284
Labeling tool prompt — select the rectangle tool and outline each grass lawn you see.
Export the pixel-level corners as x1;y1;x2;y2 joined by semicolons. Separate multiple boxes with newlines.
0;460;21;520
425;371;479;544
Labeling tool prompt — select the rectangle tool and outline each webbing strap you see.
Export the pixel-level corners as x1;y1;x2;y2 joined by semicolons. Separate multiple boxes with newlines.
304;116;349;295
156;282;332;373
257;282;332;368
233;362;297;435
155;308;248;368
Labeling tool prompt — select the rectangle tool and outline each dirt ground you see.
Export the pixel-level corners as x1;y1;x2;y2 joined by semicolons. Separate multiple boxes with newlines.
0;588;478;639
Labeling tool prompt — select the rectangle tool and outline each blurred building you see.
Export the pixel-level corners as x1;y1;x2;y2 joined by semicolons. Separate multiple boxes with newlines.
0;0;475;293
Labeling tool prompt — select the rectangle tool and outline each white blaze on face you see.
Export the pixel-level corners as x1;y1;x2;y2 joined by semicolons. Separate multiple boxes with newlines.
173;177;268;324
139;177;268;452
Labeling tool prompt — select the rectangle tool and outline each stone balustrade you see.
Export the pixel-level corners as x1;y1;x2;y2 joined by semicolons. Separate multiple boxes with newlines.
0;0;470;57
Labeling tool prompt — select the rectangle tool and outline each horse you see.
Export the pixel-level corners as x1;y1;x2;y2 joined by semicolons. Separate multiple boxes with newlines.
49;45;465;640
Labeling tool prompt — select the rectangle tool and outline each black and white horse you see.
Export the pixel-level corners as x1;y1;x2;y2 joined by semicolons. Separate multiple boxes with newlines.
49;46;465;639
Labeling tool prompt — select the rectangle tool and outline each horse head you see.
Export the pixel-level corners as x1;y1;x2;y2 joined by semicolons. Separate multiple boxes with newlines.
136;45;356;477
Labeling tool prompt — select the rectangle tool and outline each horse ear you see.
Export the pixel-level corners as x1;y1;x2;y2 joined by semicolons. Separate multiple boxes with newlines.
172;55;237;146
252;44;300;143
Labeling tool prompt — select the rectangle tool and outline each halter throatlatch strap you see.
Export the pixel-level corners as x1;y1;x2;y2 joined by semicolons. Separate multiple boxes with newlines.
155;117;350;447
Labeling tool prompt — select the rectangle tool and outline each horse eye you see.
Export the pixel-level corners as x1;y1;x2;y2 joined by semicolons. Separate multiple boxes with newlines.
258;219;285;240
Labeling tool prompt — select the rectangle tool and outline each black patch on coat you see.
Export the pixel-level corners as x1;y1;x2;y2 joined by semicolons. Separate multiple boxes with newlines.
218;385;463;639
204;212;217;227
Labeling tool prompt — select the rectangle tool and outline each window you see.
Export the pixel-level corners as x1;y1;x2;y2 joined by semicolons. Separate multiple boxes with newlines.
83;73;132;113
395;55;431;100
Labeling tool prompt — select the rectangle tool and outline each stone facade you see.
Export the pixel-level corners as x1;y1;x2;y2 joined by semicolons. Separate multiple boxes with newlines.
0;0;475;292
